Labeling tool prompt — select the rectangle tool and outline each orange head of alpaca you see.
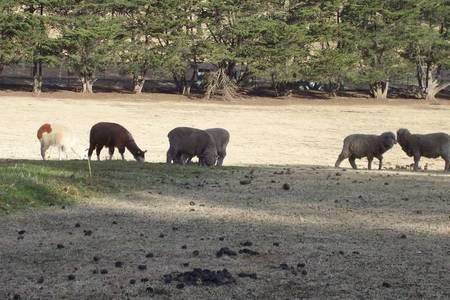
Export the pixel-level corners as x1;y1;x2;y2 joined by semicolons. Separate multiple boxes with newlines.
37;123;52;140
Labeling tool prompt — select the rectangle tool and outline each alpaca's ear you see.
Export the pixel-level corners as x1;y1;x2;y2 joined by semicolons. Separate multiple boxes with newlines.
144;150;147;153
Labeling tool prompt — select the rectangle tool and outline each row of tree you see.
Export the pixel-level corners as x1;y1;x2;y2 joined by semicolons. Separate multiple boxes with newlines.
0;0;448;100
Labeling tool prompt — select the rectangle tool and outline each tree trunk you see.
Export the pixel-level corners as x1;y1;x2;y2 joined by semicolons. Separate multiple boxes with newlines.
173;74;184;94
182;85;191;96
80;75;95;93
423;66;450;103
133;75;145;94
382;81;389;99
370;81;388;100
32;61;42;95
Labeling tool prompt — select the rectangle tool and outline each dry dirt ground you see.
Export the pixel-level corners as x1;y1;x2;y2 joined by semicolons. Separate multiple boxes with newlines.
1;93;450;299
1;92;450;169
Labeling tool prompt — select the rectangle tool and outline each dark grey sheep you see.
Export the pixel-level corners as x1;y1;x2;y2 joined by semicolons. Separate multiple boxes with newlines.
166;127;218;167
183;128;230;166
335;132;397;170
88;122;146;162
397;128;450;171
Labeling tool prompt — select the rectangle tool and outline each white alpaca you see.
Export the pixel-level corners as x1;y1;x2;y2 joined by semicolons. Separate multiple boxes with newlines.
37;123;79;160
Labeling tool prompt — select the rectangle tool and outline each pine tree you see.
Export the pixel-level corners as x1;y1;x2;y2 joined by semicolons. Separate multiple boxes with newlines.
343;0;413;100
0;1;32;75
57;0;122;93
403;0;449;102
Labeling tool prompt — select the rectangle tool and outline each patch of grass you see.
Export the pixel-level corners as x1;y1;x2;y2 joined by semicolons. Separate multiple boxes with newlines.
0;160;244;214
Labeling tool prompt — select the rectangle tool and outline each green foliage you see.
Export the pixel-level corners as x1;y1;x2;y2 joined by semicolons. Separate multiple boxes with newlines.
0;1;34;71
0;160;242;214
343;0;414;86
0;0;448;97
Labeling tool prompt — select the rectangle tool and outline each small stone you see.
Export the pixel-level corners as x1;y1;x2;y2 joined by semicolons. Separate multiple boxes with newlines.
219;237;225;241
338;250;345;255
56;244;64;249
216;247;237;258
112;221;118;225
282;183;290;190
92;270;98;274
352;251;360;255
176;283;185;289
115;261;123;268
301;270;307;275
382;281;391;288
74;223;80;228
145;252;154;258
138;264;147;270
67;274;75;281
238;272;257;279
100;269;108;274
192;250;199;256
273;242;280;247
18;230;26;235
181;245;187;249
240;179;251;185
83;230;93;236
37;277;44;284
141;278;149;283
384;182;389;185
400;234;407;239
183;263;189;267
280;263;289;270
159;233;165;238
189;201;196;206
93;256;100;262
146;287;154;293
239;248;259;255
297;263;305;268
13;294;21;300
129;279;136;285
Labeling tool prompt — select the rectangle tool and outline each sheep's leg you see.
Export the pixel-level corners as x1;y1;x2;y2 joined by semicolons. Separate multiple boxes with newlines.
119;147;126;161
376;155;383;170
413;153;420;171
217;152;226;166
182;154;193;164
349;156;357;169
58;147;62;160
60;145;68;160
443;155;449;171
40;143;49;161
175;152;185;165
367;156;373;170
88;144;95;160
108;147;115;160
334;152;347;168
166;148;174;164
96;145;103;161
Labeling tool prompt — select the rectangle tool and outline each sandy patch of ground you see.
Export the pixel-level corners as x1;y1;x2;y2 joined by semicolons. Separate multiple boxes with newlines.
1;93;450;170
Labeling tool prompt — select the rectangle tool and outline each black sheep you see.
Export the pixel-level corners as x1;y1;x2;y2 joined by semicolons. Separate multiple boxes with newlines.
335;132;397;170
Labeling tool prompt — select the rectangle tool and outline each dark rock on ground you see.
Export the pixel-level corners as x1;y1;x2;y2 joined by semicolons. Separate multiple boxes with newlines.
216;247;237;258
115;261;123;268
240;241;253;247
239;248;259;256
